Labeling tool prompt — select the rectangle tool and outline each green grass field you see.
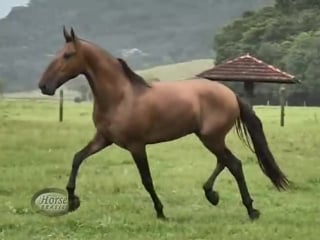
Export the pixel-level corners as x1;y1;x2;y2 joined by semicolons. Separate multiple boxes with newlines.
0;99;320;240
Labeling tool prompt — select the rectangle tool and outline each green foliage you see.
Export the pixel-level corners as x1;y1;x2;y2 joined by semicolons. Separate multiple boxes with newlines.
276;0;320;12
284;31;320;91
214;0;320;95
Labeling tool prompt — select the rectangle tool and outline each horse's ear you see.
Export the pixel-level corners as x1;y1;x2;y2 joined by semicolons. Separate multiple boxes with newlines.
70;27;80;48
63;25;72;42
70;27;77;42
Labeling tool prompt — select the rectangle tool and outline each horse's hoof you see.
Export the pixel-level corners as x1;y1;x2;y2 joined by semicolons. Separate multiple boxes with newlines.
205;190;219;206
249;209;260;220
68;195;80;212
157;212;167;221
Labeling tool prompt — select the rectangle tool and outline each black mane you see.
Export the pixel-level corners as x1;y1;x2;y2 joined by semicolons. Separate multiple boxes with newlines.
117;58;151;88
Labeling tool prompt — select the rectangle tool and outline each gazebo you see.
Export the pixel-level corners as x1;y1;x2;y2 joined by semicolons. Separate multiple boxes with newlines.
196;54;299;126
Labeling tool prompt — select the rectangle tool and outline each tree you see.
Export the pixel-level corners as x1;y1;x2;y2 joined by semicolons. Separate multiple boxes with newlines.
283;31;320;91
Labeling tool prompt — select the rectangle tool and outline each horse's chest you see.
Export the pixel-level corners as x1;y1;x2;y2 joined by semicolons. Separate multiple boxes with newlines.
95;116;140;148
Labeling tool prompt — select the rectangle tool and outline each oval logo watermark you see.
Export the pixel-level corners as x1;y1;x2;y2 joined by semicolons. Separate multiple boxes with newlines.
31;188;69;216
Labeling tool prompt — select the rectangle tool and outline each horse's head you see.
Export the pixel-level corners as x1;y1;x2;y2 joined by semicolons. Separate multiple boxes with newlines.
38;26;85;95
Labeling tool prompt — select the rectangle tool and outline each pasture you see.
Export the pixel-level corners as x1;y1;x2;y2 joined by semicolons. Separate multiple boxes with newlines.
0;99;319;239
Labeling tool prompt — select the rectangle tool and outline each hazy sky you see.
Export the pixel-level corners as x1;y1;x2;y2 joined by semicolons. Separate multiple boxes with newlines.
0;0;30;19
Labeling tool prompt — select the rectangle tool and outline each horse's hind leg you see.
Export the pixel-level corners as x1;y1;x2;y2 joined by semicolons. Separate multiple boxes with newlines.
199;135;259;220
219;148;260;220
203;161;224;205
199;138;226;206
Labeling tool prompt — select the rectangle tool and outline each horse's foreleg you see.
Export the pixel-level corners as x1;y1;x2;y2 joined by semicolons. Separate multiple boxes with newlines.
66;132;111;212
130;146;165;219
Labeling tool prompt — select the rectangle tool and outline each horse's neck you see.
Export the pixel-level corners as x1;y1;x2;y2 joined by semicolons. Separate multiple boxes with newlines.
82;44;132;111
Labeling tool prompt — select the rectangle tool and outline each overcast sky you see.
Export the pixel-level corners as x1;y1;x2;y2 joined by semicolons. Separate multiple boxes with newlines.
0;0;30;19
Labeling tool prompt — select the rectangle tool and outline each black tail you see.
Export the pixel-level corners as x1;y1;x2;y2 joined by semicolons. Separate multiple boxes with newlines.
235;96;289;190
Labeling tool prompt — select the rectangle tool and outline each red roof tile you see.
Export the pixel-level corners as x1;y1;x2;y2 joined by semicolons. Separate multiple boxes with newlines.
197;54;298;84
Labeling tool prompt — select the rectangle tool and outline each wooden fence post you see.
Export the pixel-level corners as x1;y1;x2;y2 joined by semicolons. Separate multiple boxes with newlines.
279;86;286;127
59;89;63;122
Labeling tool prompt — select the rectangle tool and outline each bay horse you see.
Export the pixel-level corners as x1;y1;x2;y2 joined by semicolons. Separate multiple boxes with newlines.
38;27;289;220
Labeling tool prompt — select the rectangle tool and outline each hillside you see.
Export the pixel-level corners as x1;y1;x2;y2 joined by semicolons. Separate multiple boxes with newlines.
0;0;273;92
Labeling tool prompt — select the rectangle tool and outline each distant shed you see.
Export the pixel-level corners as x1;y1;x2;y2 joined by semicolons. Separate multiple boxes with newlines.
197;54;299;106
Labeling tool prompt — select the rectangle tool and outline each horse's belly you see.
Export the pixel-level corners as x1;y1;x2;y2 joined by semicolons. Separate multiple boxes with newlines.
146;126;194;144
141;92;199;144
144;114;197;144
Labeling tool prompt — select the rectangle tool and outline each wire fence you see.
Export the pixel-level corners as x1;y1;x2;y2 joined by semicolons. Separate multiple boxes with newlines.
0;90;75;122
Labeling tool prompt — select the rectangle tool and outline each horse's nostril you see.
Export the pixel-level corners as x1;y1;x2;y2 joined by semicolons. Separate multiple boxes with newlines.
39;84;48;94
39;83;46;90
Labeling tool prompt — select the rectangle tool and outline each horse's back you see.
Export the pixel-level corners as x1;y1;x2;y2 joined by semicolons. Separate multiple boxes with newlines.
151;78;239;114
150;78;240;138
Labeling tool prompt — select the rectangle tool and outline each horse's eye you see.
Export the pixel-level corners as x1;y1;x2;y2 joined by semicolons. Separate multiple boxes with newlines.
63;52;74;60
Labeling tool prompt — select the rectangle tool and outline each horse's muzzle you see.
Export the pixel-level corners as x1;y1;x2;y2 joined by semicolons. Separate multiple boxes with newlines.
39;83;55;96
